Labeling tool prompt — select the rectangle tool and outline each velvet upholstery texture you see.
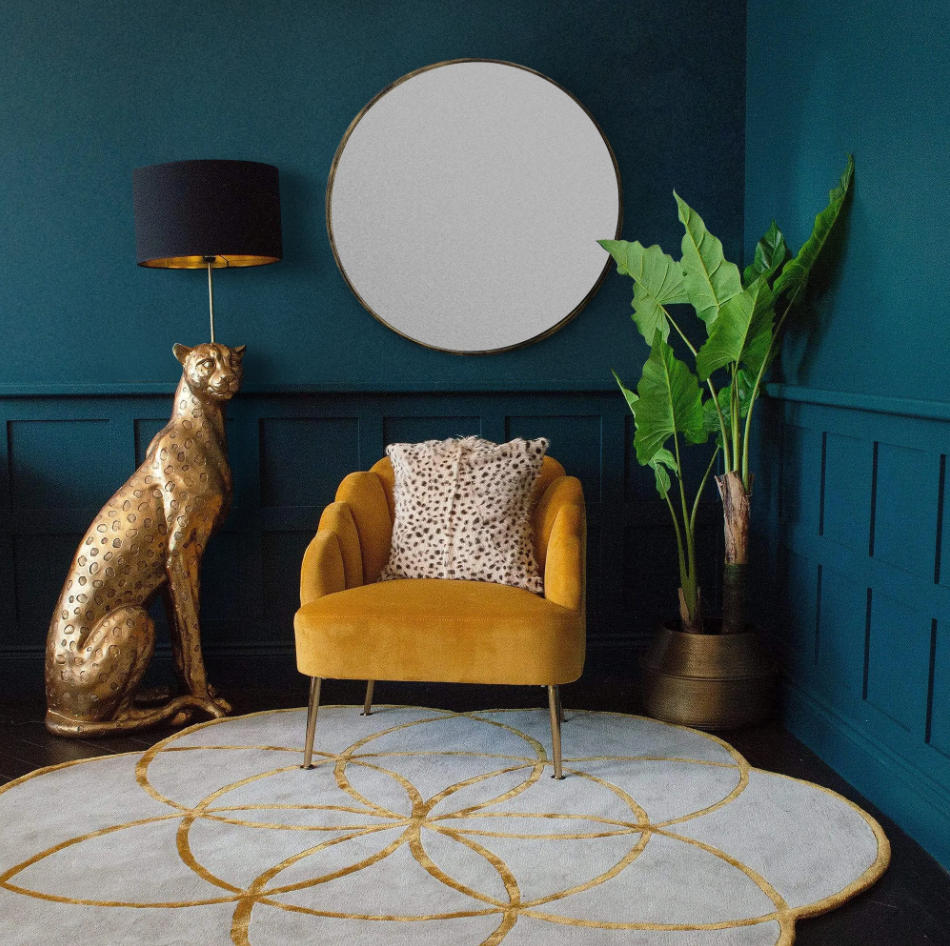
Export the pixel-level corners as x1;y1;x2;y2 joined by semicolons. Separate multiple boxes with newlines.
294;456;586;688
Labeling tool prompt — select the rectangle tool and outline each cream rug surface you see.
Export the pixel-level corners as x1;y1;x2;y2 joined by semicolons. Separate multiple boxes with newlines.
0;706;888;945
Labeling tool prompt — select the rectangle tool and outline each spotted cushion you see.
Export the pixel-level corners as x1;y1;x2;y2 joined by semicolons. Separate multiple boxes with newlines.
379;436;548;592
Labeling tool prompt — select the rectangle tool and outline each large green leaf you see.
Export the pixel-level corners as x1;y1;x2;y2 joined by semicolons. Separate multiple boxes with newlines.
633;332;708;465
773;155;854;300
600;239;687;343
612;368;639;415
743;221;787;287
648;447;679;498
675;193;743;327
614;369;681;499
695;277;774;381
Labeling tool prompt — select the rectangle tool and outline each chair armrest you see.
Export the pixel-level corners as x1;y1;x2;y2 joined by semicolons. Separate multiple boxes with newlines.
317;501;363;588
533;475;585;571
300;531;346;606
543;501;587;613
300;470;393;606
335;471;393;583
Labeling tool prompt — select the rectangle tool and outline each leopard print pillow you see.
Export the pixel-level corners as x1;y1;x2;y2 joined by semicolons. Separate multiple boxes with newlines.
379;436;548;592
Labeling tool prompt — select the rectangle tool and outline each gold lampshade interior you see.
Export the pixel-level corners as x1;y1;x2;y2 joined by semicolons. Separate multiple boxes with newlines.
139;254;281;269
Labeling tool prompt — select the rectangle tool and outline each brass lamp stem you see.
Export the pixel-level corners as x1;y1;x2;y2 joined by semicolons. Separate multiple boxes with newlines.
206;261;216;343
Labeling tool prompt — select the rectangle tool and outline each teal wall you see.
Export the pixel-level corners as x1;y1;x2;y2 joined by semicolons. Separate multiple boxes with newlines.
746;0;950;399
747;2;950;869
0;3;745;695
0;0;745;387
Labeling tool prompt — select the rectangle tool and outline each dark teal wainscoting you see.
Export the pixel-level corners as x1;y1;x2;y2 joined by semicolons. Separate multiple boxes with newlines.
759;385;950;870
0;384;724;699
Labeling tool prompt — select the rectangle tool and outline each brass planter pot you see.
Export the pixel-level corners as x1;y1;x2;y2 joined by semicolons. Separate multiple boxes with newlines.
640;622;779;730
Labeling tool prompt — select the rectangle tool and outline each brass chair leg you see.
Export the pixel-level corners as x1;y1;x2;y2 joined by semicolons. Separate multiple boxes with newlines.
555;685;565;724
302;677;322;770
361;680;375;716
548;685;564;780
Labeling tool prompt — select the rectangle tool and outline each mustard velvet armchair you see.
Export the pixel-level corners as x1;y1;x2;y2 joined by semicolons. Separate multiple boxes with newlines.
293;455;586;779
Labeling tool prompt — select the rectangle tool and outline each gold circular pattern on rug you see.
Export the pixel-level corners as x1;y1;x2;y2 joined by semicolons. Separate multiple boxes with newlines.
0;707;889;945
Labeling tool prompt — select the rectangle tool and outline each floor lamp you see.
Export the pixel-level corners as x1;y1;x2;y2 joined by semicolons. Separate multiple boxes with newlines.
132;159;283;342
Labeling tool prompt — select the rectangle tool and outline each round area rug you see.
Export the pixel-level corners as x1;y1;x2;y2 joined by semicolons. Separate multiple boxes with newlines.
0;707;888;945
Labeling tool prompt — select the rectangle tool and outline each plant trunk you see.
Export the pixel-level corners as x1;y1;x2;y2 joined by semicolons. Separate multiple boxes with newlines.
678;586;704;634
717;471;752;635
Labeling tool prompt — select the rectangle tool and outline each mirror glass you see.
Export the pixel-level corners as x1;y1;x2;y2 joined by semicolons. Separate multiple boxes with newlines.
327;60;622;353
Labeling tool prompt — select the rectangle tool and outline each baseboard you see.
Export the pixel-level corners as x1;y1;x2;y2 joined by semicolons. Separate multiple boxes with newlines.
784;679;950;872
0;637;641;697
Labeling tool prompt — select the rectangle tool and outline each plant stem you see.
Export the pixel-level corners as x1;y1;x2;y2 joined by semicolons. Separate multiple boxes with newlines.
673;432;692;578
690;446;721;536
672;431;702;632
730;363;741;473
663;489;686;584
664;469;703;634
707;378;731;472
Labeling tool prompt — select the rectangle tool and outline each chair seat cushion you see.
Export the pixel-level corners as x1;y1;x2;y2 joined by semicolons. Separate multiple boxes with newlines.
294;578;584;686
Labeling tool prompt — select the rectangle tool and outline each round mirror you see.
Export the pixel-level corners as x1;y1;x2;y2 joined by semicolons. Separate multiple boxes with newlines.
327;59;622;354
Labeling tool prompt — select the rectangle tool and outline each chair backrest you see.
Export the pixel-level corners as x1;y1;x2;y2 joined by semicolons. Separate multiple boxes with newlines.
369;454;567;563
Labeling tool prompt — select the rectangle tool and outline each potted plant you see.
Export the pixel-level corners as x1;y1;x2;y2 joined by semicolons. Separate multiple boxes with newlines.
601;156;853;727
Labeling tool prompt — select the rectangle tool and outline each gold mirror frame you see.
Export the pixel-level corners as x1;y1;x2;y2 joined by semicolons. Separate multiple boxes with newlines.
327;59;623;354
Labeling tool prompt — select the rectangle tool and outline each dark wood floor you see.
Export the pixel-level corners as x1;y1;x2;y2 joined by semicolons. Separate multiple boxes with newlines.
2;677;949;945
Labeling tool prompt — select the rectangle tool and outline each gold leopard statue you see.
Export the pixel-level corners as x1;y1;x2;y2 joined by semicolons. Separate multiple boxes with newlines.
45;342;246;736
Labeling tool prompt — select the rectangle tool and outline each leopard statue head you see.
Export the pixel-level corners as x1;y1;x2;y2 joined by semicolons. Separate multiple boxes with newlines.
173;342;246;402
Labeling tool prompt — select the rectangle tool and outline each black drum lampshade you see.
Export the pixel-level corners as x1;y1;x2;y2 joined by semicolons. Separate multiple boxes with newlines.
133;159;283;341
133;160;282;268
